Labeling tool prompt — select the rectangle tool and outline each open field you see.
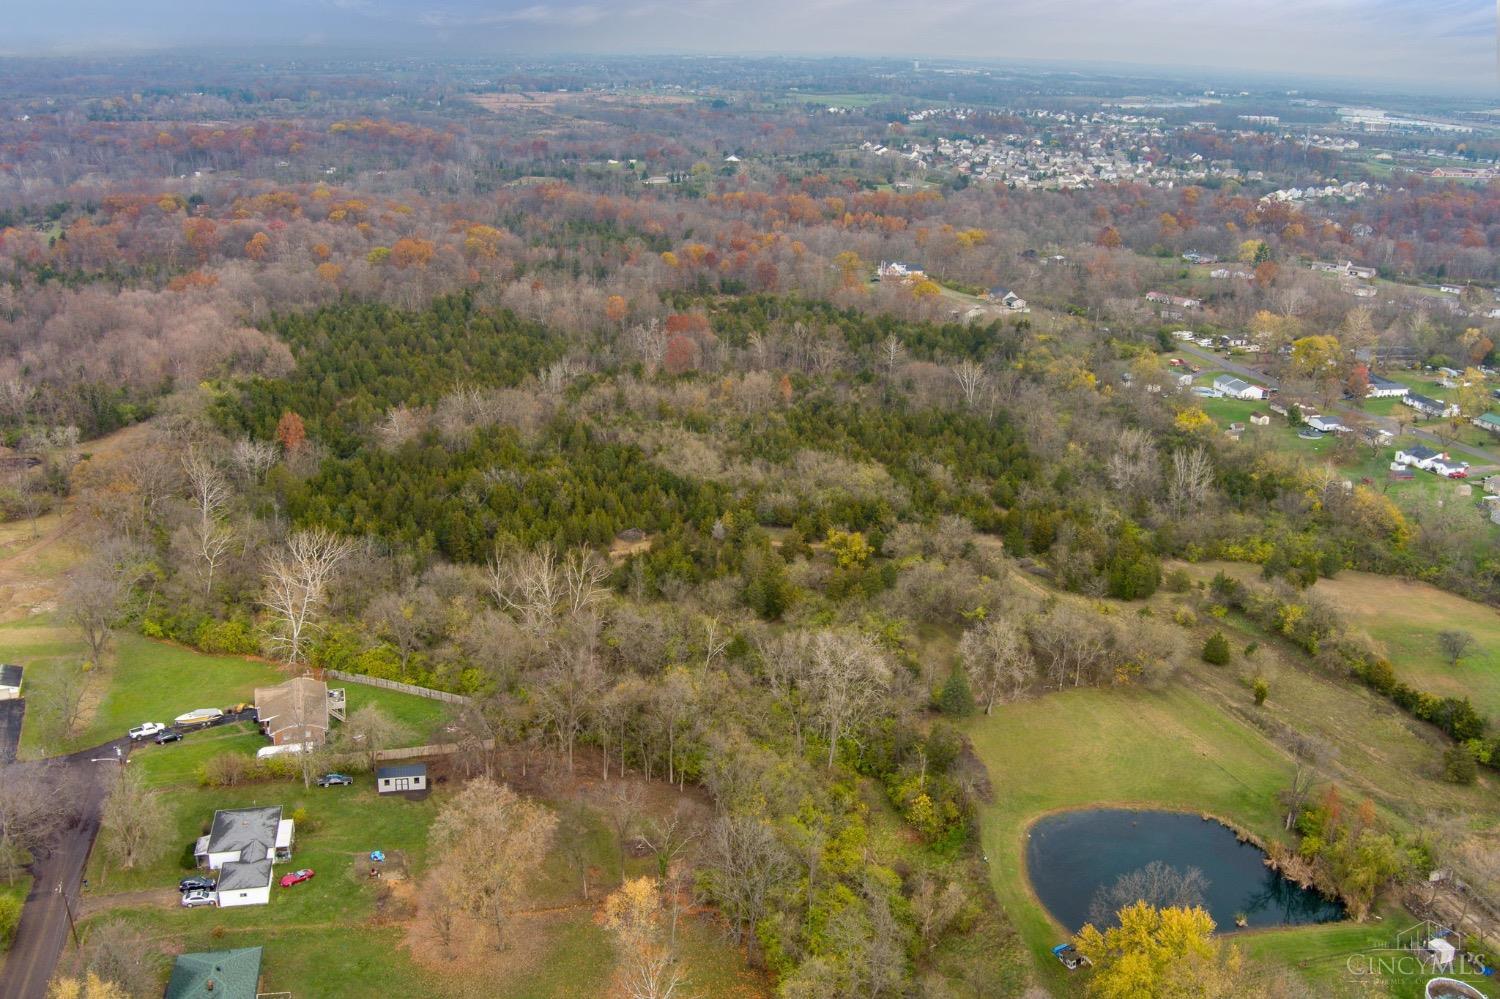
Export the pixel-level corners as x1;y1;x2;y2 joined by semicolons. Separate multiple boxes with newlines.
1313;571;1500;720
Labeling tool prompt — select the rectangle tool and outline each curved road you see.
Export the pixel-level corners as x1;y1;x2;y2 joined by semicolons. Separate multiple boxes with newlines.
0;738;128;999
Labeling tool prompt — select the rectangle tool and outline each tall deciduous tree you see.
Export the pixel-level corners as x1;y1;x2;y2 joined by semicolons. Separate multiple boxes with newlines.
261;527;356;664
99;767;170;871
427;778;557;949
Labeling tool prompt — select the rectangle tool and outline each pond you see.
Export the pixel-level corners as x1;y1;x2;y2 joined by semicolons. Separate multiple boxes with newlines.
1025;808;1345;933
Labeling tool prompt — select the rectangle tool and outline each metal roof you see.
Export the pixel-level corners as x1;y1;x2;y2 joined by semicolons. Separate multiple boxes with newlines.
165;947;263;999
377;763;428;779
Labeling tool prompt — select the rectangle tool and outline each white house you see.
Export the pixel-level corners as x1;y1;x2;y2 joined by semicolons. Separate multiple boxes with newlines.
1430;458;1470;479
0;664;21;700
986;285;1027;311
376;763;428;794
195;806;294;871
877;261;923;280
1394;445;1444;470
1365;375;1409;399
1212;375;1266;400
1304;414;1347;434
1403;393;1458;419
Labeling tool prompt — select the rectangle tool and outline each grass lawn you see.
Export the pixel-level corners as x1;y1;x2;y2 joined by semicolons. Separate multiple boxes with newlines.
967;684;1295;994
7;618;453;758
81;773;765;998
1311;570;1500;720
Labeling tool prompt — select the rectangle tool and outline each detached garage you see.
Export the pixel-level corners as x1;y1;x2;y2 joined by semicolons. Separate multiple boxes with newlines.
376;763;428;794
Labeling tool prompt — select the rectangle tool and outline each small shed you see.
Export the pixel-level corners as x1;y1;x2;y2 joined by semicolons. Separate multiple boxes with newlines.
0;664;22;700
1249;411;1271;426
1428;937;1457;971
377;763;428;794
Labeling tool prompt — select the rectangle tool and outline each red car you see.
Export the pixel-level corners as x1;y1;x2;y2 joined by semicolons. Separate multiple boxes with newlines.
279;868;315;888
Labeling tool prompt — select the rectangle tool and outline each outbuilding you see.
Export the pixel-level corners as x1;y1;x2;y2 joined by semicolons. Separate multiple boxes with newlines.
376;763;428;794
165;947;264;999
0;664;22;700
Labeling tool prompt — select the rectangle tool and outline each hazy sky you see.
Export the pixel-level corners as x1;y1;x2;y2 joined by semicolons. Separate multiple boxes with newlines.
4;0;1494;92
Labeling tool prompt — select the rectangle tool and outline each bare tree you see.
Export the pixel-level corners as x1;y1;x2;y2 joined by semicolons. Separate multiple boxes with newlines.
951;359;989;410
335;704;413;773
76;920;157;999
1167;446;1215;518
28;664;88;750
1280;732;1337;830
180;449;236;599
630;319;667;374
98;767;170;871
428;778;557;949
261;528;356;664
1437;629;1476;666
228;437;279;484
698;814;793;961
910;872;967;953
562;547;611;617
364;586;441;676
5;469;50;538
880;335;906;394
1106;427;1160;499
535;639;606;772
1086;861;1208;928
61;559;128;665
959;617;1033;713
486;543;564;634
803;630;894;769
0;764;78;882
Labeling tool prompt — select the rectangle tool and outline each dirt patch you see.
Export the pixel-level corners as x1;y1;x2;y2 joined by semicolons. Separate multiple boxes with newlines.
79;887;177;916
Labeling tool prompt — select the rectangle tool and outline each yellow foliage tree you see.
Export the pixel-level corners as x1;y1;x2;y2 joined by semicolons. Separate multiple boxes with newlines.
47;974;129;999
1074;902;1241;999
1174;408;1214;433
825;529;873;570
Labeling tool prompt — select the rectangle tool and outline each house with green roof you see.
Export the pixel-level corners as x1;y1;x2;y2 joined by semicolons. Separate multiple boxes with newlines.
1473;412;1500;435
165;946;263;999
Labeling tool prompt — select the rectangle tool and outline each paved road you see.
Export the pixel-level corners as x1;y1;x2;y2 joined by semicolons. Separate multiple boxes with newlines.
1175;343;1500;470
0;739;128;999
0;700;24;764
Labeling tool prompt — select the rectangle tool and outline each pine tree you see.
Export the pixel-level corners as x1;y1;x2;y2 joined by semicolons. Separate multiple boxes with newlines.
1202;631;1231;666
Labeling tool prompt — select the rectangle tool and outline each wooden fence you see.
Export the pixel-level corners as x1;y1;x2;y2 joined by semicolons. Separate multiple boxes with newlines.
374;739;495;763
325;670;473;706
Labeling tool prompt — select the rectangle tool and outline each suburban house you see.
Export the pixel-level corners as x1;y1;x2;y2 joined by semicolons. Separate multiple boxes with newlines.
1474;412;1500;435
0;664;21;700
876;261;923;280
1182;250;1218;264
1366;375;1409;398
196;806;294;870
1394;445;1444;470
986;285;1028;311
165;947;264;999
194;807;292;908
1429;458;1470;479
254;675;339;746
1403;393;1458;419
1209;266;1253;280
1304;414;1346;434
1212;375;1266;400
377;763;429;794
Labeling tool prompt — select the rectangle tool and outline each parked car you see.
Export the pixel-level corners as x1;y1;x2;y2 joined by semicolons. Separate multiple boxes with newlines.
316;773;353;787
279;869;315;888
154;730;183;744
181;889;217;908
128;722;165;740
1052;943;1091;970
179;876;215;893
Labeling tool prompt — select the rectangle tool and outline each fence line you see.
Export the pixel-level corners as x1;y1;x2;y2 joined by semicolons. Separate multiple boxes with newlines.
374;739;495;763
325;670;473;705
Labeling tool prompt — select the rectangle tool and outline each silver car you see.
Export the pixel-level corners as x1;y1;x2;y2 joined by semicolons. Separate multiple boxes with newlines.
180;888;217;908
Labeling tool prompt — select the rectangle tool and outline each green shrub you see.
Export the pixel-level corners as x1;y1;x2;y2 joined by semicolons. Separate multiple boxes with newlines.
1202;631;1231;666
194;619;261;655
198;752;250;787
0;895;20;950
1252;677;1269;706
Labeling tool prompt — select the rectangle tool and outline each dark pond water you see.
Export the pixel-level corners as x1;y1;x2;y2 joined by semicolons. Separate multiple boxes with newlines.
1026;808;1345;932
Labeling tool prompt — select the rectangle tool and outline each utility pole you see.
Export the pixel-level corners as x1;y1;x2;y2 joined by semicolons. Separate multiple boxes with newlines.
55;883;79;948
